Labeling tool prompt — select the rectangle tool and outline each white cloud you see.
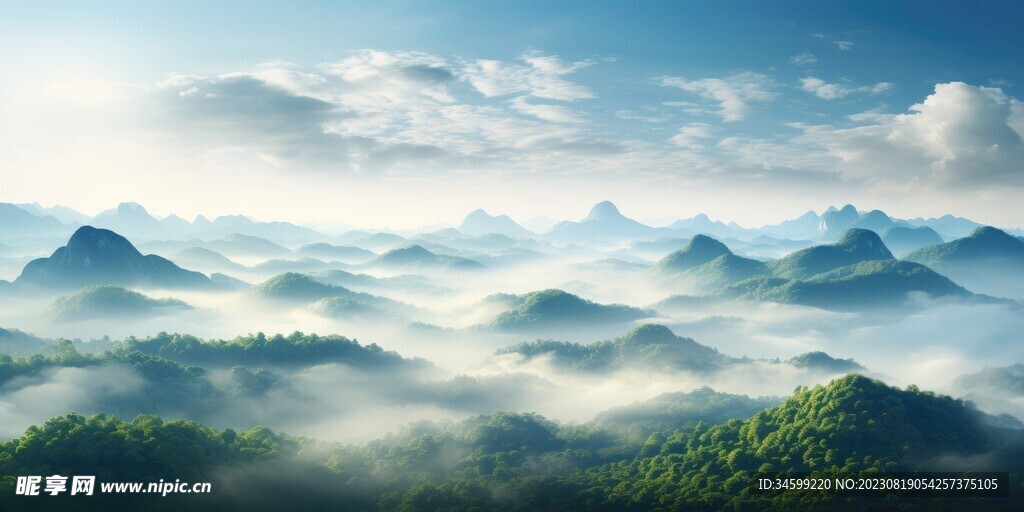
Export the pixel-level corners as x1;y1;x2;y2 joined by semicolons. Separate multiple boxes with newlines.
510;96;586;123
669;122;715;147
799;77;894;100
834;40;855;51
794;82;1024;185
462;53;594;101
659;72;777;122
787;52;818;65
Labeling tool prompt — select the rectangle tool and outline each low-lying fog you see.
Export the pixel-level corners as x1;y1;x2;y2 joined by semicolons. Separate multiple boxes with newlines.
2;238;1023;443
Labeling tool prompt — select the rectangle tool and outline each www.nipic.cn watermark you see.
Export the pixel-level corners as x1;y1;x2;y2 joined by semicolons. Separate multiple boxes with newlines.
15;476;212;496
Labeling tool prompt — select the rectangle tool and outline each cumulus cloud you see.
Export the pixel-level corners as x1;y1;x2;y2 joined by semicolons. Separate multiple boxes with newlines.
659;72;777;121
799;76;894;100
795;82;1024;185
462;53;594;101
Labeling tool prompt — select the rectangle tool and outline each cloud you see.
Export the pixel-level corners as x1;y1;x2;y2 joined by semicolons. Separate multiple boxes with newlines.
799;77;894;100
510;96;586;123
669;122;715;147
659;72;778;121
462;53;594;101
793;82;1024;186
138;50;625;177
834;40;855;51
787;52;818;66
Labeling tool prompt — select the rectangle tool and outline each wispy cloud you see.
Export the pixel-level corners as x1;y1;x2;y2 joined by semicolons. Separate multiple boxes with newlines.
462;53;595;101
787;52;818;66
799;77;893;100
834;40;855;51
659;72;778;121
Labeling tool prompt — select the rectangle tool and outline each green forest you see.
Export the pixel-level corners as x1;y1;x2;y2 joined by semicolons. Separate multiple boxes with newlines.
1;332;1021;511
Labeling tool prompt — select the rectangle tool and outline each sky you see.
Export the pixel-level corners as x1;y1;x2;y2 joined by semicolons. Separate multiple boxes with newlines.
2;0;1023;229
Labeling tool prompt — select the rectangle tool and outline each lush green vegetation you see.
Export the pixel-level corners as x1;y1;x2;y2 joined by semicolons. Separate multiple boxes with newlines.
370;245;485;270
46;285;191;322
718;260;972;311
1;375;1020;511
113;330;424;369
495;324;733;371
488;289;654;330
765;229;894;280
905;226;1024;268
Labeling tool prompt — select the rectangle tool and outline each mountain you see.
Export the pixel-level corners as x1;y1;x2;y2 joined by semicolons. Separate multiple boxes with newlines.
882;226;944;256
676;253;769;291
907;213;986;239
368;245;485;270
0;203;73;239
904;227;1024;299
905;226;1024;267
90;202;167;240
787;351;865;373
458;209;534;238
15;226;213;290
295;243;376;263
593;386;781;438
599;374;1017;510
204;233;291;258
650;235;766;291
849;209;903;233
720;259;972;311
487;289;654;330
45;285;191;322
815;204;859;239
251;272;353;302
544;201;662;242
188;215;328;245
0;327;52;355
13;203;90;224
348;233;408;251
956;364;1024;396
669;213;747;239
494;324;732;370
758;210;821;239
650;235;733;273
765;228;894;280
172;247;248;274
251;273;401;318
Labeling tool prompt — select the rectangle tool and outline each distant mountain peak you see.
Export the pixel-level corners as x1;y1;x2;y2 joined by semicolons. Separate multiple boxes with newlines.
836;228;892;256
585;200;623;221
620;324;677;344
116;202;147;212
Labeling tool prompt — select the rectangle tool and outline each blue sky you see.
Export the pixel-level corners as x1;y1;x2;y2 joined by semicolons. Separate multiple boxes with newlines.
2;1;1023;228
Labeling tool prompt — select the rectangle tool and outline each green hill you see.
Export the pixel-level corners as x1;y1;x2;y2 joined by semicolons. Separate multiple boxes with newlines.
369;245;485;270
593;386;781;438
882;225;944;256
766;228;894;280
487;289;653;330
905;226;1024;267
46;285;191;322
721;260;971;311
495;323;733;371
251;272;400;317
650;235;733;273
675;253;768;291
4;375;1021;511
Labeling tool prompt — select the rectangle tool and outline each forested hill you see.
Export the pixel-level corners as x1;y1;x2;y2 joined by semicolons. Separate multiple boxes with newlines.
2;374;1022;511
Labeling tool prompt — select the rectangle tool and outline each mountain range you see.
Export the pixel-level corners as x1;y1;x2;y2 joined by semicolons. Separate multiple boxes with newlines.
15;226;213;290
